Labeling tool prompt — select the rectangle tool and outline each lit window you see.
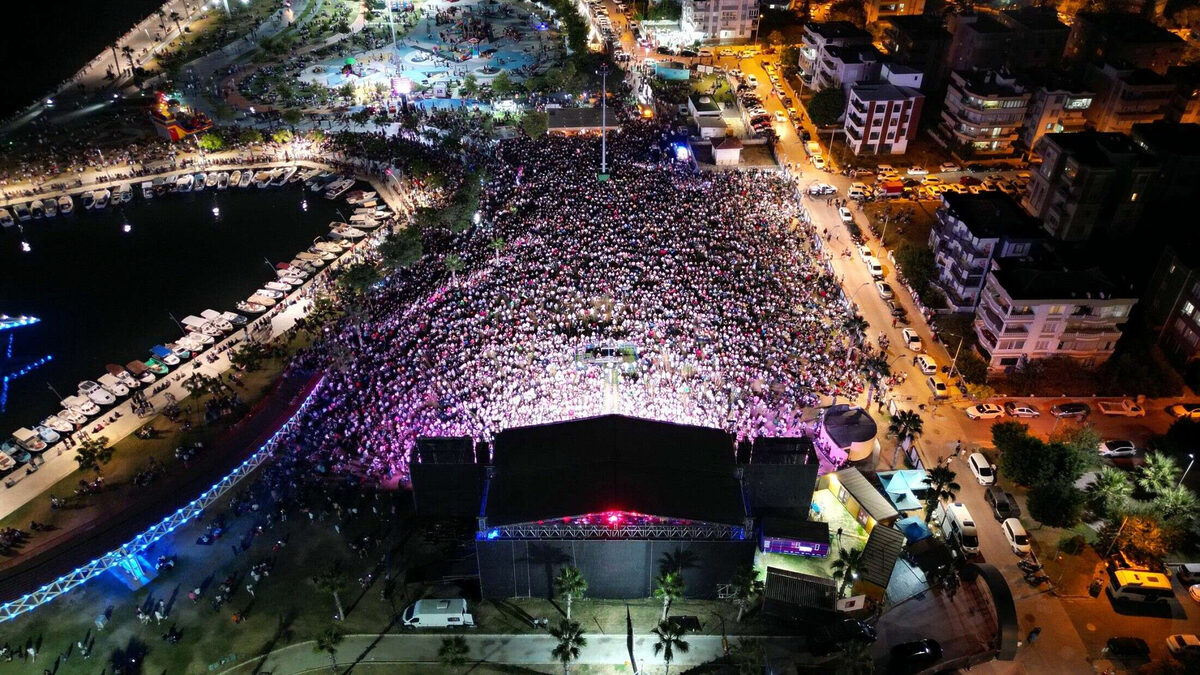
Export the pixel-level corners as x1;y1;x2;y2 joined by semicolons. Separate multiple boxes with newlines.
1130;192;1138;202
1185;301;1196;317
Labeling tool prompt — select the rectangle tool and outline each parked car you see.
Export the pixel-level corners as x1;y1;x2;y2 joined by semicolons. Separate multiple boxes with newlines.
907;165;928;175
1104;637;1150;659
1099;439;1138;458
915;354;938;375
965;403;1004;420
774;110;786;123
927;376;949;399
1168;403;1200;419
875;281;894;299
746;74;758;87
865;257;884;279
984;486;1020;520
808;183;837;196
939;162;961;172
839;206;854;224
1004;402;1041;418
1166;634;1200;660
1002;517;1030;555
1050;402;1091;418
968;452;996;485
890;639;942;673
812;155;826;169
901;328;923;352
1097;399;1147;417
921;175;942;185
887;300;909;321
1174;563;1200;584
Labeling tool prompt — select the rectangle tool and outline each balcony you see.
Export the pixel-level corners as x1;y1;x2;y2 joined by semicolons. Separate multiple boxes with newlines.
847;112;866;128
846;126;863;141
976;324;999;350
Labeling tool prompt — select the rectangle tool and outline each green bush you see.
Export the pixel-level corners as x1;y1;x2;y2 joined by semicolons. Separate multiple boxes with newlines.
1058;533;1086;555
1028;480;1085;528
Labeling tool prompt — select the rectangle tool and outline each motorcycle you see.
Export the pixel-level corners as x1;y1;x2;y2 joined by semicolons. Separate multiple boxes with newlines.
1018;560;1042;574
1024;573;1050;586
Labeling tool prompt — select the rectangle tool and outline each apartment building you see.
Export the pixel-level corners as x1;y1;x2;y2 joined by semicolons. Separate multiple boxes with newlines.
682;0;760;43
1144;245;1200;368
943;8;1067;78
1083;62;1175;134
1065;12;1186;75
880;14;950;88
928;192;1042;312
1023;131;1157;241
1020;75;1094;153
814;44;885;91
1166;64;1200;125
845;74;925;156
975;265;1136;371
797;22;872;90
1131;121;1200;225
937;70;1031;159
996;8;1070;71
864;0;926;25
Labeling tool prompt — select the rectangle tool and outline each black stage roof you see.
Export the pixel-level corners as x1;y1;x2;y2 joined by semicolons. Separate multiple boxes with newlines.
484;415;746;527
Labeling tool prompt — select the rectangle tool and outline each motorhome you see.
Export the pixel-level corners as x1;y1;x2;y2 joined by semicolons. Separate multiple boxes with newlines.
936;501;979;555
401;599;475;628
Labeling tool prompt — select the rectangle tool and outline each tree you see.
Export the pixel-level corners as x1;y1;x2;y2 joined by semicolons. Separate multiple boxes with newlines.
314;562;350;621
554;566;588;620
893;244;937;299
444;253;464;286
74;436;113;474
282;108;304;128
520;111;549;138
1050;423;1102;459
653;570;684;621
1103;514;1172;564
830;546;866;597
197;132;225;152
438;635;470;670
766;30;784;46
859;351;890;407
182;372;225;397
1088;466;1134;517
378;229;423;269
922;464;961;524
461;75;479;99
239;128;264;144
548;619;586;675
230;341;269;372
271;128;295;144
338;262;382;296
1152;485;1200;530
169;10;183;34
489;237;506;263
121;45;136;73
652;620;690;675
728;565;764;623
888;409;924;453
492;71;516;98
806;88;846;127
1139;452;1182;496
314;624;345;673
998;433;1048;487
1027;479;1085;527
843;315;868;341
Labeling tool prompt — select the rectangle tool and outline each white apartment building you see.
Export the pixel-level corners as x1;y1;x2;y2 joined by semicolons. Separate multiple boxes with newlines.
797;21;872;90
937;70;1032;159
681;0;759;43
974;266;1136;371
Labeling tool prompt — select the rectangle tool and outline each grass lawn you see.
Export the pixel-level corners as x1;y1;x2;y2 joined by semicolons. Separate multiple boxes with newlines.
862;200;935;252
691;75;735;107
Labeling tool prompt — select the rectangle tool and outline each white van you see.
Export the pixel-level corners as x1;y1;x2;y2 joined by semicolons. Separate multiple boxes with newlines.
937;502;980;554
847;183;869;200
401;599;475;628
1107;568;1173;604
967;452;996;486
865;257;884;279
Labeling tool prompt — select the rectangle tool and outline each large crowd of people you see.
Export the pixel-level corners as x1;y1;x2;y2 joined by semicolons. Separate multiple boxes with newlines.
285;116;865;483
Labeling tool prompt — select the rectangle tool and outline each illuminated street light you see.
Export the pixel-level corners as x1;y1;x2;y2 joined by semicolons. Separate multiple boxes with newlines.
1181;453;1196;486
20;241;31;253
123;223;132;233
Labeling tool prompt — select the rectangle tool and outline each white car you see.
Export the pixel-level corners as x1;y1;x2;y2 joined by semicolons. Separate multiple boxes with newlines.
901;328;923;352
838;206;854;224
812;155;826;170
927;376;949;399
774;110;786;123
1002;518;1030;556
858;244;873;260
1004;402;1041;418
875;281;894;299
865;257;884;279
808;183;837;196
921;175;942;185
939;162;961;173
968;452;996;485
1166;634;1200;659
746;74;758;87
966;403;1004;420
876;164;895;175
907;166;929;175
1098;439;1138;458
915;354;938;375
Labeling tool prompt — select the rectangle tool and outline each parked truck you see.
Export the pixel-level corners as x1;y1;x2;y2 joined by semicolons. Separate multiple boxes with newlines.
401;599;475;628
804;140;821;156
1097;399;1146;417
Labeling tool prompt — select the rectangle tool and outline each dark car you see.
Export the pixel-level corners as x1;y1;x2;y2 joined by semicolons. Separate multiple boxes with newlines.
984;486;1021;520
800;130;812;141
889;639;942;673
810;619;877;655
1051;402;1091;418
1105;637;1150;659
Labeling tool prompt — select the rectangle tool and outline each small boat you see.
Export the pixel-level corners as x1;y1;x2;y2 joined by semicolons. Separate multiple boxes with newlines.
307;247;336;261
183;329;215;345
315;240;350;253
295;252;327;266
14;203;32;220
254;170;275;188
80;193;95;210
0;451;16;472
181;315;222;337
221;311;248;326
0;208;14;228
78;380;116;405
324;178;354;199
107;363;141;389
93;189;111;209
1;441;30;466
97;373;130;397
152;176;169;195
200;309;233;332
330;224;366;239
247;293;278;307
12;428;48;453
272;166;296;186
279;275;305;286
150;345;182;366
264;281;292;293
345;190;377;205
145;357;172;374
277;262;310;278
114;184;133;203
164;343;193;360
58;194;73;214
44;198;58;218
30;200;44;219
205;173;219;189
238;171;253;188
42;415;75;433
125;360;158;383
255;288;285;299
308;172;335;191
175;174;194;192
57;407;88;426
34;425;61;445
229;170;242;187
193;173;207;192
217;172;230;189
62;394;100;417
175;336;207;353
141;181;154;199
237;300;267;314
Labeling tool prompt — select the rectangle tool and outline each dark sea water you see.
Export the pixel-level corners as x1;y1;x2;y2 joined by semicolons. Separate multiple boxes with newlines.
0;182;344;432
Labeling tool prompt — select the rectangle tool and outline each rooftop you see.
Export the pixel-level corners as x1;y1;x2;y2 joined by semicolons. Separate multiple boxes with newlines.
859;525;907;589
806;21;872;42
941;192;1043;240
824;44;883;65
1131;121;1200;157
964;15;1011;35
991;265;1133;301
951;69;1027;98
831;468;899;524
1043;130;1154;167
1000;7;1068;33
883;14;949;40
1078;12;1186;45
689;94;722;113
851;83;922;102
823;404;878;448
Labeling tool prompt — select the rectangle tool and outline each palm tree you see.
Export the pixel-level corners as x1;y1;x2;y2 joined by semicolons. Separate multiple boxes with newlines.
169;10;184;35
554;566;587;620
1088;466;1134;516
438;635;470;670
653;570;684;621
1138;452;1182;496
314;624;345;673
314;562;350;621
922;464;960;523
548;619;586;675
843;315;868;342
444;253;464;286
888;409;924;452
830;546;866;598
1152;485;1200;528
859;351;890;407
74;436;113;474
121;45;136;73
490;236;506;262
652;619;690;675
156;8;167;31
728;565;764;623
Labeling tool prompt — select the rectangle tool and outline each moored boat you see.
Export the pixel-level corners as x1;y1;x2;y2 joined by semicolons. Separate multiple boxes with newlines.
175;174;194;192
114;183;133;203
125;360;158;383
200;309;233;332
57;407;88;426
254;170;275;188
12;428;47;453
193;173;207;192
264;281;292;293
221;311;248;326
58;194;73;214
78;380;116;405
308;172;335;191
93;189;111;208
330;224;366;239
0;207;13;228
44;198;58;218
217;172;230;189
272;166;296;186
236;300;267;314
97;373;130;397
324;178;354;199
247;293;277;307
30;200;44;219
149;345;181;366
141;181;154;199
1;441;30;466
144;357;171;374
238;171;253;188
205;173;219;189
181;315;222;337
230;170;242;188
62;394;100;417
107;363;141;389
255;288;284;299
34;425;61;445
80;193;95;210
42;416;75;433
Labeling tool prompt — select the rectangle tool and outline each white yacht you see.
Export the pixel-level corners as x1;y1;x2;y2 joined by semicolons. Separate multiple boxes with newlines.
264;281;292;293
62;394;100;417
247;293;277;307
200;309;233;332
107;364;141;390
175;174;194;192
34;425;61;445
14;202;32;220
345;190;377;205
114;184;133;203
205;173;219;189
41;416;75;433
80;193;95;210
330;224;366;239
141;181;155;199
43;198;58;218
97;373;130;397
229;170;242;188
254;169;276;188
58;194;73;214
175;336;207;353
13;428;48;453
238;171;253;188
57;407;88;426
0;207;14;228
217;172;230;189
279;275;305;286
193;173;207;191
181;315;222;337
149;345;182;366
30;200;44;219
324;178;354;199
272;166;296;185
221;311;248;326
255;288;285;299
94;189;111;209
78;380;116;405
125;361;157;384
295;252;327;266
236;300;267;314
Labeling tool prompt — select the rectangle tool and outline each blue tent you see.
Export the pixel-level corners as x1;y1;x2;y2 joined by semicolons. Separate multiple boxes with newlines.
896;516;932;543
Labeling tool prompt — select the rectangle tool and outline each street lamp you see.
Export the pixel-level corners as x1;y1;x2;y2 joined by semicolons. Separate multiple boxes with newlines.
598;62;610;180
1180;453;1196;486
